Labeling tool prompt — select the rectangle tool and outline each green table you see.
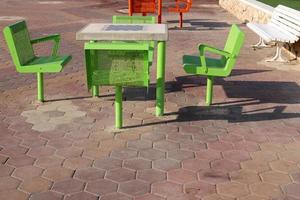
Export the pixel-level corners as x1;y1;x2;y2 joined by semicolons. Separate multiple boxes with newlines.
76;23;168;116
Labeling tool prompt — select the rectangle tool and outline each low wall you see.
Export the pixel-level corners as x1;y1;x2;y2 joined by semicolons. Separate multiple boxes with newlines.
219;0;300;60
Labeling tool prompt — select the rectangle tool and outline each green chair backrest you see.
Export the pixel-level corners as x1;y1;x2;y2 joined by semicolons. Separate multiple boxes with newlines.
3;21;35;69
222;24;245;75
91;43;150;87
112;15;156;24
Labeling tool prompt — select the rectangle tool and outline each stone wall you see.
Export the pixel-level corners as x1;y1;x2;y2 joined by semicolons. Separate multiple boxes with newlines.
219;0;300;60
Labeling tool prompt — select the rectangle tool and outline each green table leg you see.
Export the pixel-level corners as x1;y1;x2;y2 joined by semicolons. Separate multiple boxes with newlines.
206;76;214;106
92;85;99;97
37;72;44;102
156;41;166;116
115;86;123;129
90;41;99;97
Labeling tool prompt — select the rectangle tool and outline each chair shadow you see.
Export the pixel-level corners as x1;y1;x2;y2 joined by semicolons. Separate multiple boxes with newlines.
167;19;232;31
44;94;114;103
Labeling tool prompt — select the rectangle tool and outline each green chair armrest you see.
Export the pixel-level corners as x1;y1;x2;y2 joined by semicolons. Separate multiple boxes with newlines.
198;44;233;73
31;34;60;56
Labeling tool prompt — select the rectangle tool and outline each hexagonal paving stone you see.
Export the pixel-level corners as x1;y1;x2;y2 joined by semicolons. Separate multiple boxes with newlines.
250;150;278;162
278;151;300;163
291;172;300;182
0;176;21;191
64;191;98;200
19;177;51;193
222;150;251;162
250;182;283;198
168;149;194;161
7;155;36;167
119;180;150;196
100;192;132;200
240;159;270;173
63;157;93;169
217;182;249;198
202;194;234;200
168;168;197;184
30;191;63;200
153;158;181;171
141;132;166;141
182;159;210;172
270;160;299;174
137;169;166;183
184;181;216;198
86;179;118;196
56;147;83;158
211;159;241;172
135;194;165;200
167;133;192;143
153;140;180;152
284;183;300;198
140;149;166;160
27;146;55;158
123;158;152;170
198;169;229;184
229;169;260;184
74;167;105;181
12;165;43;180
285;142;300;152
237;195;269;200
47;138;73;149
0;190;28;200
0;165;14;177
196;149;222;161
52;179;85;194
111;149;138;160
127;139;153;150
180;141;206;151
152;181;182;197
35;156;64;168
42;166;74;181
208;141;234;151
94;157;122;170
259;143;285;153
106;168;136;182
260;171;291;185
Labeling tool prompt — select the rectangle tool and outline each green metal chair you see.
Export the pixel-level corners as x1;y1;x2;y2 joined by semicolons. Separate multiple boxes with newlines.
183;24;245;106
112;15;156;66
3;20;72;102
84;42;150;128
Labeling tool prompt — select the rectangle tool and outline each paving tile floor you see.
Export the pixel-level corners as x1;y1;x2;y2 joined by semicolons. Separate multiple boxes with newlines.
0;0;300;199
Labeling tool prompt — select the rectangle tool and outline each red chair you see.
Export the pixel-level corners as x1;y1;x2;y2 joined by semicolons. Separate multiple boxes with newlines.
128;0;156;16
168;0;192;28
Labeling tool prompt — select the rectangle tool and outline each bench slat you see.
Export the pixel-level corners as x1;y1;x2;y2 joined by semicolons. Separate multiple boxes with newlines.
276;5;300;21
271;16;300;36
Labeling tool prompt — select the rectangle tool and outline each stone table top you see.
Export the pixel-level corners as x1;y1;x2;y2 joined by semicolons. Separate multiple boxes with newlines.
76;23;168;41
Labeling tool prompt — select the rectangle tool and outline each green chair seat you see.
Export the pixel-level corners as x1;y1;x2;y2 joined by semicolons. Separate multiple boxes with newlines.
22;55;71;73
3;20;72;102
182;24;245;106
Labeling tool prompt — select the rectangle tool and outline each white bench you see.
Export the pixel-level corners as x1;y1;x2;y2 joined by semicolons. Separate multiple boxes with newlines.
247;5;300;62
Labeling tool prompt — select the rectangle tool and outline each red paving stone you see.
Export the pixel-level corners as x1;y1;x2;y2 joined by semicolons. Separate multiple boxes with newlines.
0;0;300;199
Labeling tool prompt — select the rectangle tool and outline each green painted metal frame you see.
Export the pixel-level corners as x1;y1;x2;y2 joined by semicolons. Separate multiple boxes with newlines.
3;20;71;102
183;24;245;105
84;42;150;128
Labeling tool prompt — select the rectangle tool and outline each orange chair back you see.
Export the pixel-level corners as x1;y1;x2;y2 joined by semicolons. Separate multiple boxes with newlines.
128;0;156;15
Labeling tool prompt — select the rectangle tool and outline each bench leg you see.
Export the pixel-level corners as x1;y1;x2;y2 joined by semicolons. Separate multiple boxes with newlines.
115;86;123;129
252;37;269;49
37;72;44;102
206;76;214;106
92;85;99;97
266;43;287;62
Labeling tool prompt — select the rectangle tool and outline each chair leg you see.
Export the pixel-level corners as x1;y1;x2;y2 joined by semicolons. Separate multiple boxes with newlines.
115;86;123;129
179;12;183;28
37;72;44;102
206;76;214;106
92;85;99;97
